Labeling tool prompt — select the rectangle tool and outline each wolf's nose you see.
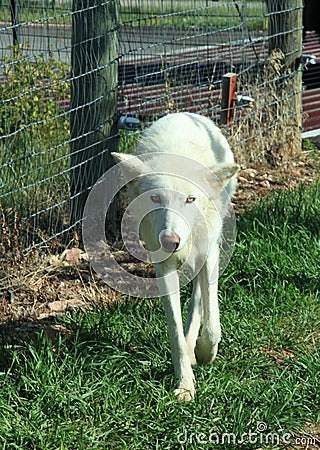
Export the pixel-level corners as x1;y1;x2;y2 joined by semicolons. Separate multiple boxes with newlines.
159;233;180;252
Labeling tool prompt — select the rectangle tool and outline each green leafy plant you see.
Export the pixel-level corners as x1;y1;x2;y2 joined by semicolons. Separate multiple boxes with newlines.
0;50;70;142
0;50;71;246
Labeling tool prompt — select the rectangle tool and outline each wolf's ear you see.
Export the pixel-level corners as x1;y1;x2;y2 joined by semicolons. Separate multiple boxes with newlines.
111;152;147;182
205;163;239;196
211;164;239;184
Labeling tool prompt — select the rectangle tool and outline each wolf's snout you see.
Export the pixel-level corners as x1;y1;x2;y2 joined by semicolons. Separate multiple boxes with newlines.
159;232;180;252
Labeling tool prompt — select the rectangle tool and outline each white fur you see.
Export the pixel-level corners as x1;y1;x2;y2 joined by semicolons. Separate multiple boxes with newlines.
112;112;238;402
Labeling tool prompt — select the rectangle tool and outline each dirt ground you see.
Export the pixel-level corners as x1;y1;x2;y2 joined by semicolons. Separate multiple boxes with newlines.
234;135;320;214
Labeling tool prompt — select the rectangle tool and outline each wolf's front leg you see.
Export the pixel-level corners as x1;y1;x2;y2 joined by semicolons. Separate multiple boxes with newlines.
156;266;195;402
162;293;196;401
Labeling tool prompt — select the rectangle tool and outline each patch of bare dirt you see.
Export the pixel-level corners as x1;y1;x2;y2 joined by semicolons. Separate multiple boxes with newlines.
233;140;320;214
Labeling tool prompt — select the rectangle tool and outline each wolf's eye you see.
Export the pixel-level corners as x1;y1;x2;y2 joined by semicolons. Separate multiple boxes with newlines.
186;195;196;203
150;194;161;203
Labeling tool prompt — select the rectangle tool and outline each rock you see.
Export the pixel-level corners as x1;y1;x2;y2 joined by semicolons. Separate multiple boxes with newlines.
259;180;270;189
60;248;88;264
241;168;257;178
49;300;67;312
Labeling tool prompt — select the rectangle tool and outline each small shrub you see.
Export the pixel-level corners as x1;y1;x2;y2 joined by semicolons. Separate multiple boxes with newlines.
0;50;71;254
0;49;70;144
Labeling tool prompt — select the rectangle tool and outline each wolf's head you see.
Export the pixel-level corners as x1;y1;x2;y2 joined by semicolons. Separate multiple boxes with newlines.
112;152;238;260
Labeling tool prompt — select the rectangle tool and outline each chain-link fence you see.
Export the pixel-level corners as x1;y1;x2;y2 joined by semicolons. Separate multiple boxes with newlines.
0;0;304;260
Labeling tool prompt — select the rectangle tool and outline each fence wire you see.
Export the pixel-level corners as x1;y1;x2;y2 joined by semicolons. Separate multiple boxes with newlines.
0;0;304;260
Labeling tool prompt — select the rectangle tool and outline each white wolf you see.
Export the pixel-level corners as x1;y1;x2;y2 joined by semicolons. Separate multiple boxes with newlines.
112;112;238;401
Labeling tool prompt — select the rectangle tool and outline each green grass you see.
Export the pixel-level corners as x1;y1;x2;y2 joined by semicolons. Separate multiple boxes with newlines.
0;4;71;24
0;2;266;30
121;2;266;30
0;183;319;449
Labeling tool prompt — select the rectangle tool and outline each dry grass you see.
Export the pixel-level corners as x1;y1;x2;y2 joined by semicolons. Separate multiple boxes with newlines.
0;249;117;326
228;49;302;168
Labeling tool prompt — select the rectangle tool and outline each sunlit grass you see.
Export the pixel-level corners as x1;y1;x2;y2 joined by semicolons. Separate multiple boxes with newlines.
0;183;319;449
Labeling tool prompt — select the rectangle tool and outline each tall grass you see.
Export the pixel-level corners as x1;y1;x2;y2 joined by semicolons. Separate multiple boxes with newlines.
0;183;319;449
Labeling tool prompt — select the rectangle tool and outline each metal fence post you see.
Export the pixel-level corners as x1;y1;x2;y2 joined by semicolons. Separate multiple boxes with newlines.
70;0;119;227
9;0;20;51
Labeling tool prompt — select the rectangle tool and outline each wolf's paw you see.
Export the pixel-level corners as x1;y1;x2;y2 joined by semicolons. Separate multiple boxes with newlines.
174;386;195;402
195;337;218;365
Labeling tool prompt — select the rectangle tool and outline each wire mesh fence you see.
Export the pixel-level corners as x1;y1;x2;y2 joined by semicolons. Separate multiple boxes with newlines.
0;0;304;261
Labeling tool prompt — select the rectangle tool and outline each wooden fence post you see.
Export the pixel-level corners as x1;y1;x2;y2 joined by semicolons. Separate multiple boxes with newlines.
221;73;237;125
70;0;119;227
267;0;303;152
